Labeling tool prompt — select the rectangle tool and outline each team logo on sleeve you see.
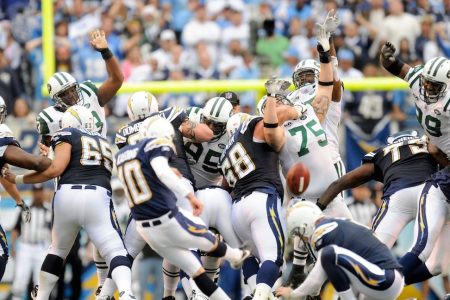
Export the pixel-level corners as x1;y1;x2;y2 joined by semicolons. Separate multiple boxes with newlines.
47;84;52;93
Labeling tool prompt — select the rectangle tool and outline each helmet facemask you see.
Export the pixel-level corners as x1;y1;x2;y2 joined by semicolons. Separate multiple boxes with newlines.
292;69;319;89
202;115;226;138
419;75;447;104
0;104;6;124
53;83;82;110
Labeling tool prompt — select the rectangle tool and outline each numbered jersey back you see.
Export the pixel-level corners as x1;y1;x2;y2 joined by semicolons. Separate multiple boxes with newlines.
280;105;338;199
407;65;450;157
219;117;283;199
115;118;143;149
363;138;437;198
37;81;107;137
51;128;113;191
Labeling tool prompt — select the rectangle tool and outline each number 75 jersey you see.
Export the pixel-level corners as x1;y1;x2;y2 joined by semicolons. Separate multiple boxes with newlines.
280;104;338;199
407;65;450;157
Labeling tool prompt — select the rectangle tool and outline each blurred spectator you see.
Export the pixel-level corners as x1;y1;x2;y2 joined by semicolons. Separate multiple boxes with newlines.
140;5;164;56
219;40;244;78
193;44;220;80
286;0;313;23
397;38;418;64
0;48;24;114
415;15;436;62
378;0;420;52
55;40;72;73
0;21;22;70
256;19;289;68
345;184;378;227
230;51;260;113
151;29;178;80
288;17;312;61
337;48;363;79
343;22;366;70
163;0;197;39
165;44;191;77
278;47;299;78
392;89;421;131
344;63;393;171
221;3;249;49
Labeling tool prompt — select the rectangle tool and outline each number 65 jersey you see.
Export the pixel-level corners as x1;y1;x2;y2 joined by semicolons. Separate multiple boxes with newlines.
280;104;338;199
407;65;450;157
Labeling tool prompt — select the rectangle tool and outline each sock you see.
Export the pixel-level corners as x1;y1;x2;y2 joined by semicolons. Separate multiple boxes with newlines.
99;277;117;297
202;255;221;282
405;262;434;285
94;249;108;286
293;236;308;266
111;266;132;293
243;256;259;284
193;272;218;297
338;289;357;300
163;260;180;297
36;271;59;300
180;270;192;297
399;252;424;284
321;246;350;292
0;256;7;281
209;287;229;300
253;283;271;300
256;261;280;287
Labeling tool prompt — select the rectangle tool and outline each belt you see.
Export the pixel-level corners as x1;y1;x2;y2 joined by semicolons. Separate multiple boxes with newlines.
141;210;175;228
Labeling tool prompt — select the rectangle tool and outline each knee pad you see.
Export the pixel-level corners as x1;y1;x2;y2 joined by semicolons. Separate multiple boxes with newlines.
110;255;132;272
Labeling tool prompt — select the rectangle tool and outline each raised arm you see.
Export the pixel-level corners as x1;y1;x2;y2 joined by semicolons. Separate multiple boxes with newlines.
4;145;51;171
89;30;124;107
379;41;412;80
317;163;375;209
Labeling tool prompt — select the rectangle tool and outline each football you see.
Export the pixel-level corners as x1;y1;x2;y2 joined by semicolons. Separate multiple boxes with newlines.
286;162;310;196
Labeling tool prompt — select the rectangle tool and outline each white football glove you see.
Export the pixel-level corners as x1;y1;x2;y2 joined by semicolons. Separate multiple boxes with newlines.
18;201;31;223
293;103;307;118
314;23;331;52
323;9;340;34
265;78;292;97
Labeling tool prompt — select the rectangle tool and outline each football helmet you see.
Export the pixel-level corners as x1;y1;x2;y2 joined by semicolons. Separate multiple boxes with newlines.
420;57;450;104
256;96;267;116
226;113;250;137
386;130;419;145
292;59;320;90
139;116;175;142
201;97;233;137
0;96;6;124
127;91;159;121
287;201;324;239
47;72;82;109
61;105;94;131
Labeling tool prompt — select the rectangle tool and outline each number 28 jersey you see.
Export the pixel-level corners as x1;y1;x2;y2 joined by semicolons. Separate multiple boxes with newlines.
219;117;283;199
51;127;113;191
407;64;450;157
280;104;338;199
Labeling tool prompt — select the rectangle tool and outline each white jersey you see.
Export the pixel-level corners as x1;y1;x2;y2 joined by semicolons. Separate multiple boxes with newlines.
184;107;227;188
279;104;339;199
288;85;342;164
36;80;107;138
406;65;450;157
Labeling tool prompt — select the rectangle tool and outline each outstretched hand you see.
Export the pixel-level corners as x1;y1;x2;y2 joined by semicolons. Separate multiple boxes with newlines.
265;78;292;97
323;9;340;34
314;23;331;52
89;29;109;51
381;42;396;64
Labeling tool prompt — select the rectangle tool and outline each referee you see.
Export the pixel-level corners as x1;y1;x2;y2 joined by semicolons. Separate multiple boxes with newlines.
11;184;51;300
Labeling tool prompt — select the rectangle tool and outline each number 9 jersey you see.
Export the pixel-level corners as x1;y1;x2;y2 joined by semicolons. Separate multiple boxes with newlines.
51;127;113;191
37;81;107;138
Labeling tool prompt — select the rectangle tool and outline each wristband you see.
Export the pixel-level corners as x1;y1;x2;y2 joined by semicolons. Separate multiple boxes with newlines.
318;80;334;86
15;175;24;184
316;201;326;211
99;48;113;60
263;122;278;128
384;58;405;76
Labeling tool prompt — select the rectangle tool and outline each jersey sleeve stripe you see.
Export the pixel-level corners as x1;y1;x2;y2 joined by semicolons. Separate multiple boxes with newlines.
406;66;423;83
80;85;92;97
408;69;423;88
444;98;450;112
41;110;54;122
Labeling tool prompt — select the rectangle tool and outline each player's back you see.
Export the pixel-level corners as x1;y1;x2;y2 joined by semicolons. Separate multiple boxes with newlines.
116;137;178;221
312;218;402;270
362;138;437;198
51;127;112;191
115;106;195;185
220;116;283;199
280;105;338;199
407;64;450;156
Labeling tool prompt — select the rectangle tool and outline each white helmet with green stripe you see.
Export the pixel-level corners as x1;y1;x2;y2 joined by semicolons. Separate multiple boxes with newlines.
47;72;82;109
61;105;94;131
420;57;450;104
202;97;233;137
292;59;320;90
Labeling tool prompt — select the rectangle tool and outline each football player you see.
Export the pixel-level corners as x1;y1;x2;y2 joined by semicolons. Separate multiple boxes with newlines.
0;97;50;281
380;42;450;285
219;77;303;300
276;202;404;300
116;116;250;300
258;20;352;288
4;106;135;300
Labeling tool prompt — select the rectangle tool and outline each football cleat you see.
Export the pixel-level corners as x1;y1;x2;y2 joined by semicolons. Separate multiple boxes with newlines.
230;246;251;269
30;285;38;300
118;291;136;300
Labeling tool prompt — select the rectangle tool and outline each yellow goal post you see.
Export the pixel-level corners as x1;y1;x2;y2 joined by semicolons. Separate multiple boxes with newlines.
41;0;409;96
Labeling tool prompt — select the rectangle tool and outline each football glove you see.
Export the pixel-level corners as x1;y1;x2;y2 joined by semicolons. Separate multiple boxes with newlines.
323;9;340;34
381;42;397;65
314;23;331;52
17;201;31;223
265;78;292;98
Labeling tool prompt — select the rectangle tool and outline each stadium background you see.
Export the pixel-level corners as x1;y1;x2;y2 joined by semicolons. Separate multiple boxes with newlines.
0;0;449;299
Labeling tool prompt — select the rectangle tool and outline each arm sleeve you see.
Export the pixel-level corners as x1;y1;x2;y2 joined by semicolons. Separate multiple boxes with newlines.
291;249;328;298
150;156;191;198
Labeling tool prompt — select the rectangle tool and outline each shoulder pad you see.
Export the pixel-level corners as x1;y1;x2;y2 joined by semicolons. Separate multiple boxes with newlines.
80;80;99;96
311;221;338;250
0;124;14;138
144;138;176;153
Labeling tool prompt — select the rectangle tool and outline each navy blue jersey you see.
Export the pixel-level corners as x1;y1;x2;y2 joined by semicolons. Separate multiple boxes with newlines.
116;137;179;220
51;128;112;191
0;134;20;169
115;106;195;185
312;218;402;270
362;138;437;198
219;117;283;199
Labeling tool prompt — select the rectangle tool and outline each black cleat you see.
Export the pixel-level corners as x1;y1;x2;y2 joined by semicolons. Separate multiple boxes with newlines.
283;265;307;289
30;285;38;300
